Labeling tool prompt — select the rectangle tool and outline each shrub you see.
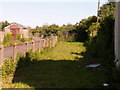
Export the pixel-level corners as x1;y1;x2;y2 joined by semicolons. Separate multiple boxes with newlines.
28;50;40;61
3;33;12;43
86;15;115;63
2;33;14;46
2;53;23;77
2;58;16;76
20;38;32;42
16;33;21;40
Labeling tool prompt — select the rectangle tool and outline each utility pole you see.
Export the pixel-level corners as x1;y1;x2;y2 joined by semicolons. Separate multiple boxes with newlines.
97;0;100;22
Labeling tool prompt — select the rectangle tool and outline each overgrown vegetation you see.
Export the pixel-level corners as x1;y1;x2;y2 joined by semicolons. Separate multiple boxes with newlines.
16;33;21;40
0;21;10;31
86;15;114;62
2;53;23;77
2;32;32;46
19;38;32;42
2;42;106;88
31;16;97;42
84;2;120;88
30;2;120;88
1;1;120;89
2;33;14;46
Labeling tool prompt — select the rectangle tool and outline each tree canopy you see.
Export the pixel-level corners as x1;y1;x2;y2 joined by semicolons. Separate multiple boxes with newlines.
0;21;10;31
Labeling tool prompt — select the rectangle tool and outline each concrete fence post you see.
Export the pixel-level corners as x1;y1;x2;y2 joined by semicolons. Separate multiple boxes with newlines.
42;40;44;48
41;40;43;48
46;38;49;48
45;39;47;48
46;38;48;48
43;39;45;48
38;40;41;53
45;38;47;48
52;38;54;47
51;38;52;48
52;37;54;48
32;41;35;52
54;37;55;47
0;45;4;65
13;43;17;62
55;36;58;46
49;38;52;48
26;42;29;53
44;39;46;48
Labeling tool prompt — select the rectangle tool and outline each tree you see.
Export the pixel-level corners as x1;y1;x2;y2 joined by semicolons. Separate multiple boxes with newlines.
98;2;115;20
87;22;100;38
86;2;115;61
74;16;97;42
0;21;10;31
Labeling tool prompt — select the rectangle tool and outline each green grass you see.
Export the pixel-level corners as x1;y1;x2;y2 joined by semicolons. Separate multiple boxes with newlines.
2;41;106;88
39;42;86;60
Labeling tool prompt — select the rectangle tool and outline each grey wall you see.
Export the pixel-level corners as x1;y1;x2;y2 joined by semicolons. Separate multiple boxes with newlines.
115;1;120;66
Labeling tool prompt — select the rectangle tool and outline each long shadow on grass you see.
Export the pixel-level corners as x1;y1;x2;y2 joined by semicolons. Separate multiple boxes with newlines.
12;53;105;88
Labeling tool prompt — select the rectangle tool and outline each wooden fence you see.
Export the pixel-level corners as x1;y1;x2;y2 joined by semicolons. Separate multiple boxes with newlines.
0;36;58;65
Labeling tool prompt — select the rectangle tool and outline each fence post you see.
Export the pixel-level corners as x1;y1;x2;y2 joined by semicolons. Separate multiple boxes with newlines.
53;37;55;47
32;41;35;52
41;40;43;48
0;45;4;65
49;38;52;48
55;36;57;45
46;38;49;48
13;43;17;62
38;40;41;53
44;39;46;48
45;38;47;48
26;42;28;53
51;37;53;48
43;39;45;48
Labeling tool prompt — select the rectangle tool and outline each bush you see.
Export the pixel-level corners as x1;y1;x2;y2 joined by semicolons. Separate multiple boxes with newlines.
16;33;21;40
2;58;16;76
20;38;26;42
86;16;115;63
3;33;14;46
28;50;40;61
2;53;23;77
3;33;12;42
20;38;31;42
2;41;14;46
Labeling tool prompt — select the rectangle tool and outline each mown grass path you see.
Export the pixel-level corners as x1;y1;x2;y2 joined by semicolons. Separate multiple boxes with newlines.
2;42;105;88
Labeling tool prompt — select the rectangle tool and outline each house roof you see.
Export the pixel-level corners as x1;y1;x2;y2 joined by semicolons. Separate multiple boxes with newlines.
12;22;28;29
5;22;29;29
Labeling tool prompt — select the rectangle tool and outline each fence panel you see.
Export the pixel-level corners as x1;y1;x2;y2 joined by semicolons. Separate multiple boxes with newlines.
17;43;26;54
0;36;58;64
4;46;14;60
28;42;33;50
34;41;39;50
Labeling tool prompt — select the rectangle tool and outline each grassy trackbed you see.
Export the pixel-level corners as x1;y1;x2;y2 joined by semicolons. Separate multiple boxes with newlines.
2;42;106;88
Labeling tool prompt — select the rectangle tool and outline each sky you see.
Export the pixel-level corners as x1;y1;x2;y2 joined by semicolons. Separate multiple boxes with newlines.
0;0;108;28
